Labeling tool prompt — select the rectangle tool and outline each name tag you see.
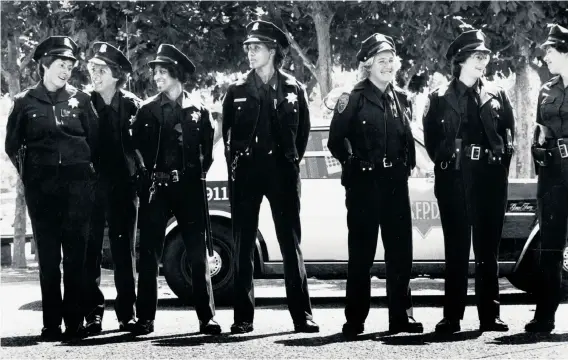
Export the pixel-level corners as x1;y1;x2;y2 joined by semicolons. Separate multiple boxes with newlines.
234;98;247;103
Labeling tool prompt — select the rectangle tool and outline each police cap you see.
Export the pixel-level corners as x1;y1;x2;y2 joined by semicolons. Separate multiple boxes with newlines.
445;29;491;61
89;42;132;73
356;33;396;62
148;44;196;74
33;36;78;62
541;24;568;48
243;20;289;48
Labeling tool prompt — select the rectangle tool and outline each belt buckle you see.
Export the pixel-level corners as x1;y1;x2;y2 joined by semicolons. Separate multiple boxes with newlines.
383;158;392;168
171;170;180;182
558;139;568;158
471;145;481;160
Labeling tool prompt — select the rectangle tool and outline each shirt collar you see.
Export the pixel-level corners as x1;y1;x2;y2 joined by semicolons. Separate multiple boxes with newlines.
160;92;183;107
455;79;479;98
94;90;120;112
254;71;278;90
367;79;391;100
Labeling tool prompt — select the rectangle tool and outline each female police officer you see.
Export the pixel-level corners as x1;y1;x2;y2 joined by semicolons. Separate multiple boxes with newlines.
5;36;98;341
130;44;221;335
327;33;422;338
423;30;515;334
527;24;568;333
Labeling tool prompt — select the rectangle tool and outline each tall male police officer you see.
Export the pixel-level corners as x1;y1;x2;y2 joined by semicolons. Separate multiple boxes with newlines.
328;33;421;338
222;20;318;334
5;36;98;340
130;44;221;335
83;42;141;334
528;24;568;333
423;30;515;334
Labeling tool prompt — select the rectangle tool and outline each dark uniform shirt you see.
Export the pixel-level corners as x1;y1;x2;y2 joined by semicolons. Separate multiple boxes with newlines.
158;92;184;171
455;80;487;146
537;76;568;141
92;91;126;177
253;71;278;154
369;82;405;160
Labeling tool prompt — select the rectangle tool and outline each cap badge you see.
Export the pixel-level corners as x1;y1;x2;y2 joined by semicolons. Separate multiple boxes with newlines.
99;44;107;53
252;22;260;31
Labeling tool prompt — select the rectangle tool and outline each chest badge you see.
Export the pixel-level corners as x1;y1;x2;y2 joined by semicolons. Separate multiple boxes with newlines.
129;115;136;124
191;111;200;123
286;92;298;105
68;97;79;109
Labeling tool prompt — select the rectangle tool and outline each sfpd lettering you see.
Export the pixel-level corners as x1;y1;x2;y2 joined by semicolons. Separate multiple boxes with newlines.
410;201;440;220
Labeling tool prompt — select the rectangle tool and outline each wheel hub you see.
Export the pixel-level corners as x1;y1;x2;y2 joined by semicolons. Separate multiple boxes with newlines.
208;250;223;277
562;246;568;271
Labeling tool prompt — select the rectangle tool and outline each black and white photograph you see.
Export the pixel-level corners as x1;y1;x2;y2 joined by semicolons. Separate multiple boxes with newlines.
1;0;568;358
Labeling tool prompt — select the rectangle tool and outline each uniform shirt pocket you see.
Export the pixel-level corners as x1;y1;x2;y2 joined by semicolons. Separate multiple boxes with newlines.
59;108;85;135
25;109;50;140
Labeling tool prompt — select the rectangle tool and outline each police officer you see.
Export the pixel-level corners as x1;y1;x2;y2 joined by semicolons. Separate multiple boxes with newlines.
130;44;221;335
327;33;422;338
222;20;318;334
83;42;141;334
527;24;568;333
4;36;98;341
422;30;515;334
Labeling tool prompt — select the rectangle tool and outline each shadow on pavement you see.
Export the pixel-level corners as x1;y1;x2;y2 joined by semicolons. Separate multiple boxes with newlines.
153;331;295;347
489;332;568;345
274;331;392;346
58;332;201;346
1;335;41;347
376;330;482;345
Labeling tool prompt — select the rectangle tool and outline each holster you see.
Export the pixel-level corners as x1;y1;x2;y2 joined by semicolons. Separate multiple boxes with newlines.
532;146;549;167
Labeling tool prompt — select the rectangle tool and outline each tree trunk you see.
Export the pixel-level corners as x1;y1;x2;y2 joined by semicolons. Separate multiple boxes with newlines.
6;35;27;268
289;47;305;83
513;50;539;179
310;2;334;99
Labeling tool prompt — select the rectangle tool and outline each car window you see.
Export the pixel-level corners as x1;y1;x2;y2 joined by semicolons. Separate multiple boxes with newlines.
300;130;342;179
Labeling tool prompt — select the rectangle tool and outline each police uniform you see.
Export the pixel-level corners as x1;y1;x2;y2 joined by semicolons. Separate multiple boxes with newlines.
4;36;98;340
130;44;220;335
327;33;422;337
222;21;318;334
83;42;141;334
422;30;515;333
527;24;568;333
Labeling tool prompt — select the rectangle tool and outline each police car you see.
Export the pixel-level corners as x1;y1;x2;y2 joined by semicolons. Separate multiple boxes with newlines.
156;121;568;304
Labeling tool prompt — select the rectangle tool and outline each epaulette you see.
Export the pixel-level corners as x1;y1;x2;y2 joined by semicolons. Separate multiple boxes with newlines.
140;94;159;107
542;75;561;90
120;89;142;106
14;88;31;100
234;71;250;86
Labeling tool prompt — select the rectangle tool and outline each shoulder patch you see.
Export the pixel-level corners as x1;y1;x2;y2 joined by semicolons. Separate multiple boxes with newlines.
337;93;350;114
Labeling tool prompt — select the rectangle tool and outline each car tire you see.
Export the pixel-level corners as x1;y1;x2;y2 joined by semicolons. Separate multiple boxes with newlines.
507;234;568;300
162;222;234;305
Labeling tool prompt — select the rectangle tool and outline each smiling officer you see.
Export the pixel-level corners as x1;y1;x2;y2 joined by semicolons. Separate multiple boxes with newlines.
5;36;98;341
83;42;141;335
423;29;515;334
130;44;220;335
327;33;421;338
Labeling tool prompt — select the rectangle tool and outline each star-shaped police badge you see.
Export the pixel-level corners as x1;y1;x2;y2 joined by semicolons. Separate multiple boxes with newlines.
129;115;136;124
191;111;200;123
252;22;259;31
68;97;79;109
286;92;298;105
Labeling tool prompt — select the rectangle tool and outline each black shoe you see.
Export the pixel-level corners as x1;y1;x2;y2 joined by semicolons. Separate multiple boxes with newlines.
130;319;154;335
342;322;364;339
85;315;102;335
480;318;509;332
525;319;555;333
118;319;137;332
389;316;424;334
200;318;222;335
230;322;254;334
294;319;320;333
40;326;62;341
435;318;461;334
62;324;88;341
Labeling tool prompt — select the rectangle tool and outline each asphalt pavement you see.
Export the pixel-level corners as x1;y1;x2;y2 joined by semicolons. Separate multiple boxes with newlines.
1;250;568;359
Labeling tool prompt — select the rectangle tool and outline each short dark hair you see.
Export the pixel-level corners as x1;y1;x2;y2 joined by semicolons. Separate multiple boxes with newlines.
152;63;188;84
450;51;474;78
37;55;77;79
547;43;568;54
106;63;128;88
